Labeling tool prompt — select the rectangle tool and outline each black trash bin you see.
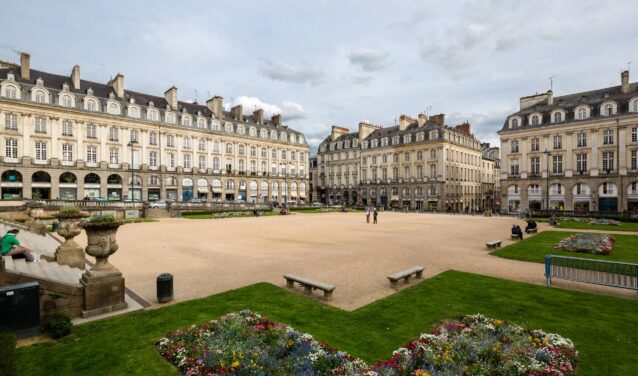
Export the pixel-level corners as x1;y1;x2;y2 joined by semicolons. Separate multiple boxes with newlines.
156;273;173;303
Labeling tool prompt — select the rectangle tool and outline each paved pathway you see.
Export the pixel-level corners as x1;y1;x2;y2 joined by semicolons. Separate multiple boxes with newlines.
69;213;636;310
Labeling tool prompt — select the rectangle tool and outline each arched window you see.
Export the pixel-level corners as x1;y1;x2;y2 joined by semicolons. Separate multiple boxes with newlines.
84;173;100;184
633;99;638;113
107;174;122;184
32;171;51;183
226;179;235;190
166;113;176;123
59;172;77;183
5;85;17;99
553;112;562;123
108;103;120;115
511;118;519;128
1;170;22;182
605;104;613;116
531;115;540;126
577;107;587;120
129;107;140;118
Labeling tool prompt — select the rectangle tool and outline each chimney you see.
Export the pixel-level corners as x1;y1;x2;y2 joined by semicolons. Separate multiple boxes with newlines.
253;109;264;124
206;96;223;119
108;73;125;98
271;114;281;127
399;115;410;131
164;86;178;109
331;126;350;141
71;65;81;90
430;113;445;126
358;121;380;141
230;105;243;122
547;90;554;105
417;113;427;127
20;52;30;81
454;122;471;136
621;70;629;94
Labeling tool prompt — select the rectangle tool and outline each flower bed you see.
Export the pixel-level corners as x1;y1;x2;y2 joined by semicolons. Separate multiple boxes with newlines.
157;311;578;376
554;233;615;255
156;310;369;375
588;218;621;226
375;314;578;376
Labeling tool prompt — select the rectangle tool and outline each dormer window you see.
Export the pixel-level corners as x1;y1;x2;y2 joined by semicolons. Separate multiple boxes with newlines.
130;98;136;104
149;101;155;108
36;77;44;86
531;115;539;126
62;83;69;91
511;118;519;128
7;72;14;80
87;87;94;96
604;104;613;116
5;85;17;99
633;99;638;113
577;107;588;120
553;112;562;123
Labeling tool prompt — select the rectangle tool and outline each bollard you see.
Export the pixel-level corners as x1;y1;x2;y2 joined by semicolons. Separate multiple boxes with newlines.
156;273;173;303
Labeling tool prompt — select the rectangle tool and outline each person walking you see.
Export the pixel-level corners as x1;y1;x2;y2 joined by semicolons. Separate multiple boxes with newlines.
365;206;370;223
373;207;378;224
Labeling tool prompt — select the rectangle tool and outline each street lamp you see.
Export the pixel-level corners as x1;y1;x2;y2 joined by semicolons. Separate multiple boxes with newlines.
544;149;551;211
127;140;139;202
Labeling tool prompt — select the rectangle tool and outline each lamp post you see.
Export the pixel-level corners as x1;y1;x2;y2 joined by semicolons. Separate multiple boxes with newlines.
544;149;550;210
127;140;139;202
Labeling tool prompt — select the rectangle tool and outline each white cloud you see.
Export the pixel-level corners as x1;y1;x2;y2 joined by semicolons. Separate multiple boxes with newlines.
225;96;306;122
258;59;323;85
348;48;390;72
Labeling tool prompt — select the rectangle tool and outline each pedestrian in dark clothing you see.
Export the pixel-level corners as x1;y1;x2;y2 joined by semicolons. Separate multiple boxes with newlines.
373;208;378;224
511;224;523;240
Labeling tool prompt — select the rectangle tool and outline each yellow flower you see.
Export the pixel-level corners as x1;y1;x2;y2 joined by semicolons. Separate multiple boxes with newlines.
232;360;240;368
414;370;430;376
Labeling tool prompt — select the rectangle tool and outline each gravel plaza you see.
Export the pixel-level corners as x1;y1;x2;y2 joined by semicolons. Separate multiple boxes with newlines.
64;212;636;310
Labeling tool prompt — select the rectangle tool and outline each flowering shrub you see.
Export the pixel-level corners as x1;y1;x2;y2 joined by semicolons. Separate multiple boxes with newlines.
156;310;370;375
374;314;578;376
554;233;615;255
158;311;578;376
588;218;621;226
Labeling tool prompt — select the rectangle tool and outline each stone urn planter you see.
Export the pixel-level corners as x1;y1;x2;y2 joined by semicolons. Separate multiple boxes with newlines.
54;209;88;269
79;218;124;274
25;201;45;220
78;217;127;317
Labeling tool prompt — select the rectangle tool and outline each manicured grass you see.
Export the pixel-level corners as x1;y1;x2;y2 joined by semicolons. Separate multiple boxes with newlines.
16;271;638;375
491;231;638;264
556;220;638;232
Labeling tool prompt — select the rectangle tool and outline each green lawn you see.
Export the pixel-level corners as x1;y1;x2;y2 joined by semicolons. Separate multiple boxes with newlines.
16;271;638;375
555;220;638;232
491;231;638;264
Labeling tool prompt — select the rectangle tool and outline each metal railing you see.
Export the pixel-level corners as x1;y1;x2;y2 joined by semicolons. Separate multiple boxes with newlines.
545;255;638;294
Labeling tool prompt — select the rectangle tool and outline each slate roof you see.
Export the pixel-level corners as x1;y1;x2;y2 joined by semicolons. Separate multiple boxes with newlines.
501;81;638;131
0;67;305;139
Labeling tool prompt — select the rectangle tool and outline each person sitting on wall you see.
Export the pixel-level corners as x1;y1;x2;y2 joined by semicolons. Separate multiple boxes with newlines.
525;219;537;233
548;215;558;226
1;229;35;262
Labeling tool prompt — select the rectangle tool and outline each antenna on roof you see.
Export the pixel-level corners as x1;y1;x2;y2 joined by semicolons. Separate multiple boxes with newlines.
628;61;633;72
549;75;555;91
426;106;432;115
207;90;211;99
194;89;198;102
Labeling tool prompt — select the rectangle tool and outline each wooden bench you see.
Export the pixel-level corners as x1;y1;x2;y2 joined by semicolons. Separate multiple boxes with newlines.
387;266;424;288
284;274;335;299
485;240;502;249
511;234;521;240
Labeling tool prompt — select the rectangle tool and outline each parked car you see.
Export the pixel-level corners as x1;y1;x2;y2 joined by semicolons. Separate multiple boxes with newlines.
148;200;169;209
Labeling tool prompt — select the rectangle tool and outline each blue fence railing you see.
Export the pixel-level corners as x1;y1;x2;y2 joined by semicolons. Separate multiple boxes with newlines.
545;255;638;295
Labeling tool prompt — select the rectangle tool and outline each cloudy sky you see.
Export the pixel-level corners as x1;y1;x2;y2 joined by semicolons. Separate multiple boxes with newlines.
2;0;637;152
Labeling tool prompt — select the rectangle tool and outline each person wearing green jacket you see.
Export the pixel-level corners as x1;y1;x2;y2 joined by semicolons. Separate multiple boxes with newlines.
1;229;34;262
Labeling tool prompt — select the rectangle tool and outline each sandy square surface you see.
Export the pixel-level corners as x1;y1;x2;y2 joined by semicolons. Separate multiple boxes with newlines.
70;212;634;310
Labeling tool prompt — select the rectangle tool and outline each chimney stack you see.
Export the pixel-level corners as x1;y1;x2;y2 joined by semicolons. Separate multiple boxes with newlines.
253;109;264;124
399;115;410;131
330;125;349;141
71;65;81;90
206;96;223;119
20;52;30;81
108;73;125;98
454;122;471;136
271;114;281;127
417;113;427;127
164;86;178;109
230;105;243;122
621;70;629;94
547;90;554;105
430;113;445;126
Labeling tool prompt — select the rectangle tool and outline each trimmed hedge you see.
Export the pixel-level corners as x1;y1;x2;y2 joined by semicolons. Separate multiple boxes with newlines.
44;312;72;339
0;332;17;376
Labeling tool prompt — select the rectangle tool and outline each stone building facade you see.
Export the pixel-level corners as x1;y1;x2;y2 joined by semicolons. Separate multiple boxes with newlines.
0;53;309;203
317;114;499;211
499;70;638;213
